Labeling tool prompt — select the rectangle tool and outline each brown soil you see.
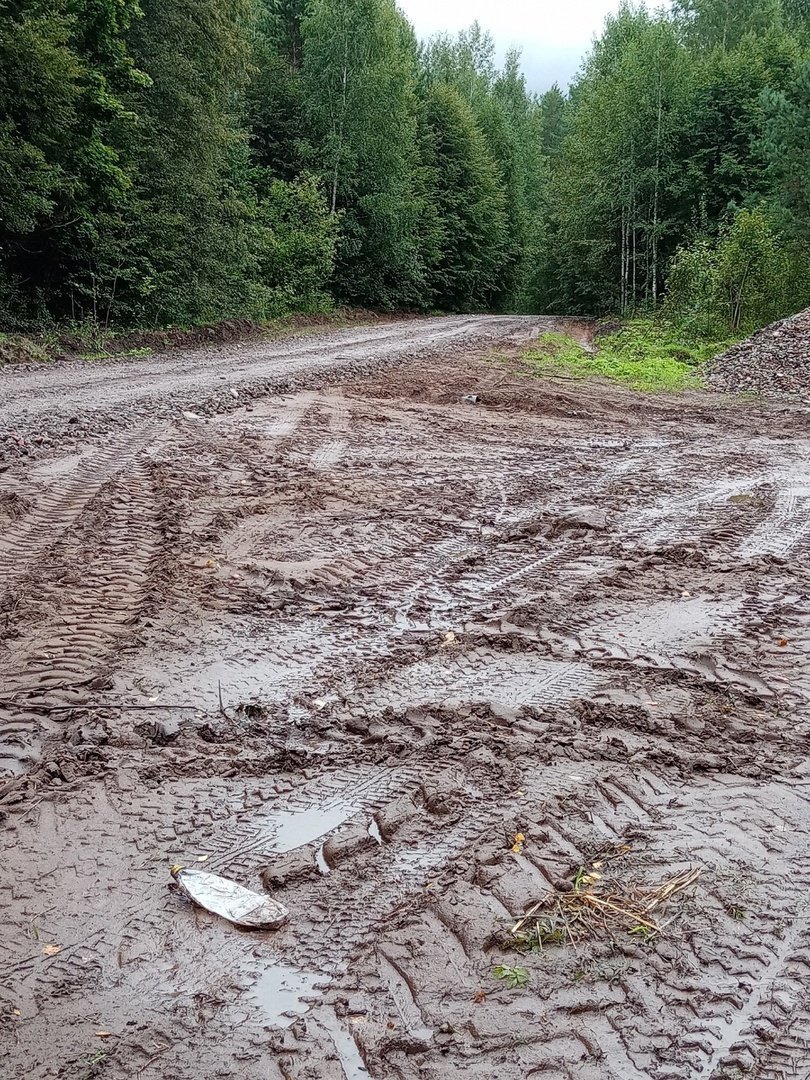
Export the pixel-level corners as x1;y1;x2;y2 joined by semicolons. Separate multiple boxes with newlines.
0;315;808;1080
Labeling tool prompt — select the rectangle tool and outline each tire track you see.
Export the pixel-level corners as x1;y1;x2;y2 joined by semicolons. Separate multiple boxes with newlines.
362;769;810;1080
0;458;161;703
737;485;810;558
0;428;157;593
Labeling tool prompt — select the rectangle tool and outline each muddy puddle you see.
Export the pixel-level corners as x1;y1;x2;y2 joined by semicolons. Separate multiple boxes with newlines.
1;320;809;1079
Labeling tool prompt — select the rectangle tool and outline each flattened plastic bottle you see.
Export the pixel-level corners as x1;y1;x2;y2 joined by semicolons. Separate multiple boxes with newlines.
171;865;290;930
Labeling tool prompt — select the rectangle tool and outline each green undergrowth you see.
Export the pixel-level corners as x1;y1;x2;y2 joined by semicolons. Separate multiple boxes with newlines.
523;320;738;391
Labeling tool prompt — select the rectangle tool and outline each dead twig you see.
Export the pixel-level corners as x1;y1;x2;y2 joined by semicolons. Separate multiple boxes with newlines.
507;866;702;949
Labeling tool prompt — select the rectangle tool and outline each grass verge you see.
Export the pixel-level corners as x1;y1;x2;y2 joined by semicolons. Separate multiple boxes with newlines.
523;319;738;391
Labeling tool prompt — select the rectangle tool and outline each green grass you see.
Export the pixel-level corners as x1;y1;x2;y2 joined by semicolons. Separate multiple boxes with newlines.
523;319;738;392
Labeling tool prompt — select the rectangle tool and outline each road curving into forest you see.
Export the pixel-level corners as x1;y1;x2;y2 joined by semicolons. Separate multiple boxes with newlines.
0;315;582;449
1;318;809;1080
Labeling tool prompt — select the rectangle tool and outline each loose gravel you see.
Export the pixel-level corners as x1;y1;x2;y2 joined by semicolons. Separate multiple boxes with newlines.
708;308;810;400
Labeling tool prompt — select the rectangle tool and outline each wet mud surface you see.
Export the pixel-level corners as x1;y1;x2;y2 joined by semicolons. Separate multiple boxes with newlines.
1;315;809;1079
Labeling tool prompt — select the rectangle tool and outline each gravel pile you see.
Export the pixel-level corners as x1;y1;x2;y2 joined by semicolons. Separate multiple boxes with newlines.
707;308;810;399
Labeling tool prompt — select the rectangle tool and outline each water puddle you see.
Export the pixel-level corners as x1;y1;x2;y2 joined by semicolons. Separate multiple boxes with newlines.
590;598;738;653
249;964;320;1028
321;1009;371;1078
267;802;360;853
737;486;810;557
315;843;330;875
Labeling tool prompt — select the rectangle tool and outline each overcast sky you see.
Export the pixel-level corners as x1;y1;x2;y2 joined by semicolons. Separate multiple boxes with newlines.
398;0;628;92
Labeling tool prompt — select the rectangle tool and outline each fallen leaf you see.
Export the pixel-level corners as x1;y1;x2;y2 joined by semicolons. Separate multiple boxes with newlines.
94;1031;114;1038
511;832;525;854
473;989;487;1004
441;631;457;647
205;558;217;569
41;944;61;957
778;638;790;647
12;1009;21;1017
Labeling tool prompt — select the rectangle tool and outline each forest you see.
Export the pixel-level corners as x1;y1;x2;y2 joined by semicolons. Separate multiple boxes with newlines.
1;0;810;336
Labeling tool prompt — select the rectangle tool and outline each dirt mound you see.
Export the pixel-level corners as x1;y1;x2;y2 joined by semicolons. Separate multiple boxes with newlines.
708;307;810;398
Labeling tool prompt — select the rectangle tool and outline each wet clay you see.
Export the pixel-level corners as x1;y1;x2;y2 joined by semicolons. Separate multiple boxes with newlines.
0;316;808;1079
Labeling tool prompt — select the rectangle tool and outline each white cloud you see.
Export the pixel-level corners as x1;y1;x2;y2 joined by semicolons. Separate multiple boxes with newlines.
398;0;627;90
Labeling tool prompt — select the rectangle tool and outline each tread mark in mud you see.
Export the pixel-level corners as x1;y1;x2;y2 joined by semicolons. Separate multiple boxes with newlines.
310;392;350;471
347;652;602;714
190;766;425;878
0;428;157;592
737;485;810;558
0;459;161;702
263;390;319;439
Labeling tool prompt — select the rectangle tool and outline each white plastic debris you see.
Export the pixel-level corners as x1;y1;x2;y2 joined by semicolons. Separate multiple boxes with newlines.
171;865;289;930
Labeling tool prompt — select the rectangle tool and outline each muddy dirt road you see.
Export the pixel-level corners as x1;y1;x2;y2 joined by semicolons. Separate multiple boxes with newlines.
1;316;809;1080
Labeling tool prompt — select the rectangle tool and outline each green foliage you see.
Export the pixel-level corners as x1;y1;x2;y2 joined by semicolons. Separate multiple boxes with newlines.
673;0;784;51
255;173;337;315
543;7;693;314
667;206;797;332
420;83;508;311
762;61;810;241
523;322;727;391
0;0;144;326
301;0;426;308
120;0;262;327
3;0;810;332
535;0;805;320
492;964;530;989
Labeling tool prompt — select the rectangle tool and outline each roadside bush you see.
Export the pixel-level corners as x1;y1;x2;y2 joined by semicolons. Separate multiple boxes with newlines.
255;174;338;316
666;206;801;335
